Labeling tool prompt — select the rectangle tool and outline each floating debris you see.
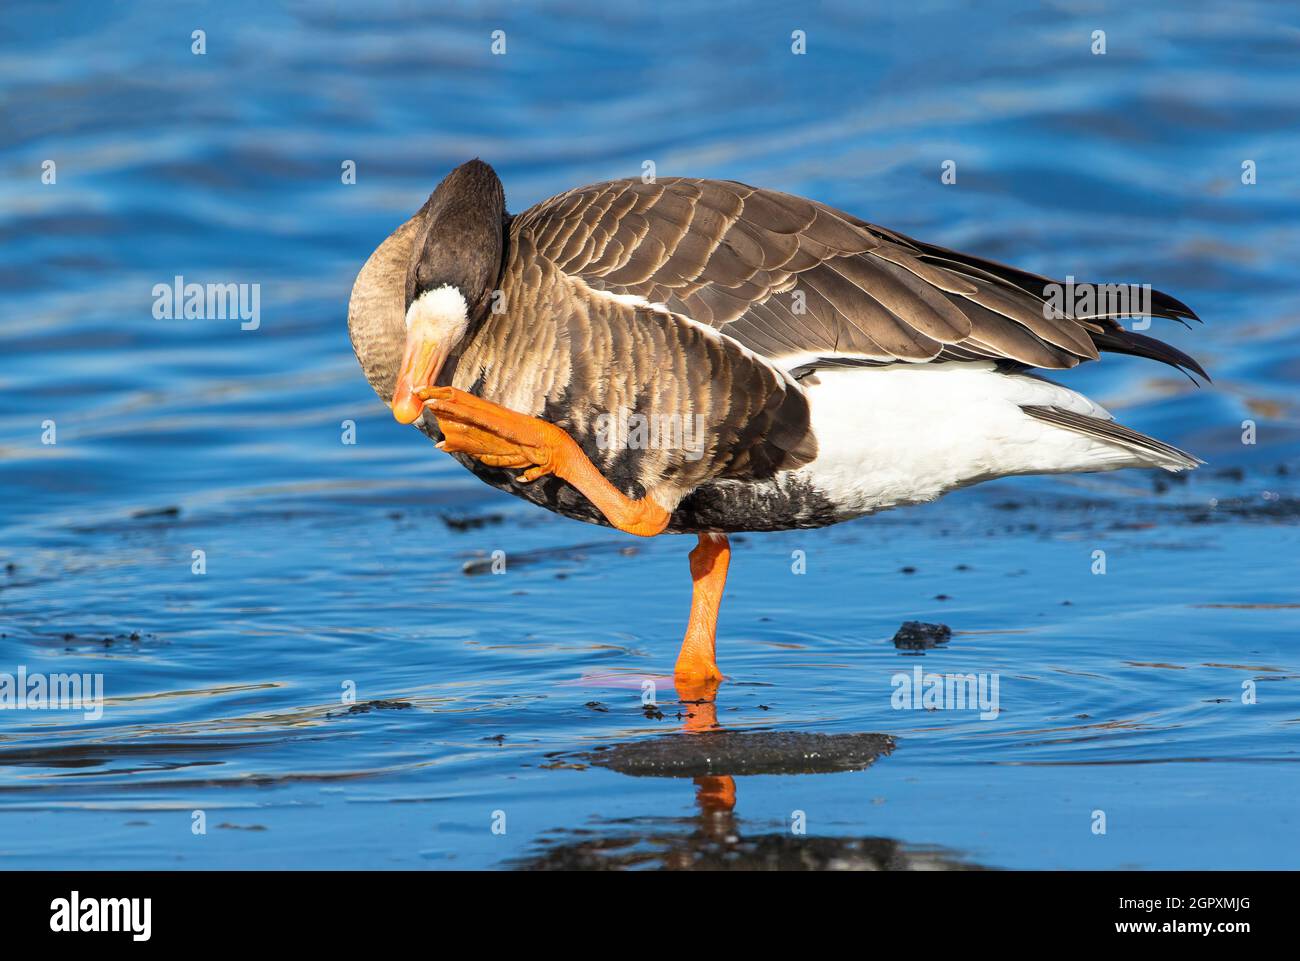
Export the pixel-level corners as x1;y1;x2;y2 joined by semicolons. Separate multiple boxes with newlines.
339;699;413;715
892;621;952;650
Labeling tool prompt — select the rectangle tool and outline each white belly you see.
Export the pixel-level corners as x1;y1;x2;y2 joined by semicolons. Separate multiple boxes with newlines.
793;362;1152;516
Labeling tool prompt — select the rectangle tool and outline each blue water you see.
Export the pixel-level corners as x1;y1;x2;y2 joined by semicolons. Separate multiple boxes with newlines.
1;0;1298;869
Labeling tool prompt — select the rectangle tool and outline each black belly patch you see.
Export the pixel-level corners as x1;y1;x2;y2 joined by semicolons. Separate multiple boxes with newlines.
668;475;844;533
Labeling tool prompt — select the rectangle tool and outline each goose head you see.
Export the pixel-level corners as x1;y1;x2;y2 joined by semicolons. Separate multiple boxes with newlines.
348;159;506;423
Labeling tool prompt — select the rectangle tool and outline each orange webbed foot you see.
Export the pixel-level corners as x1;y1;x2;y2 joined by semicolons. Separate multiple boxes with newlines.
673;671;723;706
418;386;670;537
419;386;559;480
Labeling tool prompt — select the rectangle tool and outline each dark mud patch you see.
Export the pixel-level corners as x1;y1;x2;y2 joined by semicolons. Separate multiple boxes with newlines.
575;731;895;777
0;738;280;772
965;490;1300;530
18;629;161;653
440;512;504;532
461;540;638;575
68;505;185;534
511;825;983;871
1182;494;1300;524
129;505;181;520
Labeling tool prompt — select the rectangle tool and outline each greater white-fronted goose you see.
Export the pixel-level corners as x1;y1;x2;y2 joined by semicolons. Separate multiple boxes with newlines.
348;160;1205;693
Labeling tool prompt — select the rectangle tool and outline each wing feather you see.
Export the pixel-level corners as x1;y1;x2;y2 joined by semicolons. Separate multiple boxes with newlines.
510;177;1204;378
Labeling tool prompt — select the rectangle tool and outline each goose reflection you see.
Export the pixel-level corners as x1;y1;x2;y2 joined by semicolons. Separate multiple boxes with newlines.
517;677;985;870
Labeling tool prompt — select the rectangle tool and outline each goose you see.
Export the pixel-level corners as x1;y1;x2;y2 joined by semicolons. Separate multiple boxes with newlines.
348;159;1205;694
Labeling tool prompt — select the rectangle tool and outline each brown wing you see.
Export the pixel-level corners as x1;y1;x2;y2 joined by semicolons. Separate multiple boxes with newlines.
510;177;1206;379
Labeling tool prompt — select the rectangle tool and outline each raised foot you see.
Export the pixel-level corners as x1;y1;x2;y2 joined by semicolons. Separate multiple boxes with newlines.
419;385;563;482
418;385;670;538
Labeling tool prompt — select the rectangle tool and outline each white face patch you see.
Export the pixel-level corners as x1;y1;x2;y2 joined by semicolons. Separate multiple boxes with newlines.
405;284;470;342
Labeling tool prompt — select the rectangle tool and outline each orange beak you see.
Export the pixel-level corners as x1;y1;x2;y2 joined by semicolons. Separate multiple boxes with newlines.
391;322;450;424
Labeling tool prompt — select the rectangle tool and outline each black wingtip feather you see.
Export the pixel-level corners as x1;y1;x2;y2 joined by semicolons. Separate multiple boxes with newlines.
1149;287;1202;323
907;236;1209;377
1090;328;1212;384
909;237;1204;325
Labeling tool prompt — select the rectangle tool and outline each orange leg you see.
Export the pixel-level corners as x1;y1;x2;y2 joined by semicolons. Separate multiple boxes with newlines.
422;388;730;686
419;386;670;537
676;639;734;816
694;775;738;816
677;604;734;816
674;534;729;686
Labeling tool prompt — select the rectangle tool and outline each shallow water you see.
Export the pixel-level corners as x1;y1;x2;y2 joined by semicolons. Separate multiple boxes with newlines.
1;0;1298;870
